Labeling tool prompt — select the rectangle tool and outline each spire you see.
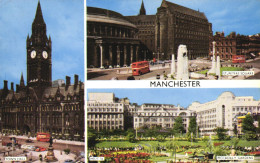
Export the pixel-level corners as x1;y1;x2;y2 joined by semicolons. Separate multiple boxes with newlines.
33;1;46;26
20;73;25;87
139;0;146;15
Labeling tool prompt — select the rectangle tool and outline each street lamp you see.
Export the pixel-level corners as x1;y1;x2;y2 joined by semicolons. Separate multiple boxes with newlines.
153;48;164;63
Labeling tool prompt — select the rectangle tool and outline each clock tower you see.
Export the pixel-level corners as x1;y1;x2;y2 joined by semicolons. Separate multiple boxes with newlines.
27;1;52;87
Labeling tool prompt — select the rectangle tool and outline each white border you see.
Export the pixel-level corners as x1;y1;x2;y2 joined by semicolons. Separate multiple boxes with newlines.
86;80;260;88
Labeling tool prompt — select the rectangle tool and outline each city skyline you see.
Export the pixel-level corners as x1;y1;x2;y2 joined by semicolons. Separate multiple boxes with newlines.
0;0;84;88
88;88;260;108
86;0;260;36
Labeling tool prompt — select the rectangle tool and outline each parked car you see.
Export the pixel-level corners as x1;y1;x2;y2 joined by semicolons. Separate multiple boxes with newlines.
6;143;12;147
35;146;47;152
25;139;33;143
27;145;36;151
64;159;74;163
21;144;28;149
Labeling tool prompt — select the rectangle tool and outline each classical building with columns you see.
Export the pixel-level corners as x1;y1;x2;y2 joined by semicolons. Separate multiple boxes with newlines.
87;7;152;68
0;1;84;141
87;0;212;67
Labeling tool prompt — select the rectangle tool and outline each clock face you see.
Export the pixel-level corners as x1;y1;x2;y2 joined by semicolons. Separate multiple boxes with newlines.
42;51;48;59
31;50;36;59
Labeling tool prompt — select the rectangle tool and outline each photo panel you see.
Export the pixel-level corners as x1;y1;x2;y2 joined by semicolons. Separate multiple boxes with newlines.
87;88;260;162
86;0;260;80
0;0;85;162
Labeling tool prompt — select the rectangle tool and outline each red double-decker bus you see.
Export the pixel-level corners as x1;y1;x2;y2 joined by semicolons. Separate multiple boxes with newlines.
36;133;50;142
132;61;150;76
232;55;245;63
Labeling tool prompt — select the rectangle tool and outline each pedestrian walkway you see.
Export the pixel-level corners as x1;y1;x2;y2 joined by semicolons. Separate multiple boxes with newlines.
8;135;84;146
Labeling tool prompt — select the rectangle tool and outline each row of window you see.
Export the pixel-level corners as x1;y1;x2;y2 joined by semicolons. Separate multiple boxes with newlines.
88;108;123;112
88;114;123;118
232;106;259;112
88;103;122;107
88;121;122;125
87;23;136;38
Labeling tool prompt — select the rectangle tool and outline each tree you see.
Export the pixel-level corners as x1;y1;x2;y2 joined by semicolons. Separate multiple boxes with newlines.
87;127;97;147
172;117;185;136
233;124;238;136
214;127;228;140
257;117;260;134
242;114;256;133
188;117;197;136
126;129;136;143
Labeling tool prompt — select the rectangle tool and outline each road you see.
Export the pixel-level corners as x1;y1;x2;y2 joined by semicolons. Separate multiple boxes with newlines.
2;136;84;153
87;58;260;80
87;64;172;80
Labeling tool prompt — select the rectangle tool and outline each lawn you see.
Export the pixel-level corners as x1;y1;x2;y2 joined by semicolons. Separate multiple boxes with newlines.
95;140;260;149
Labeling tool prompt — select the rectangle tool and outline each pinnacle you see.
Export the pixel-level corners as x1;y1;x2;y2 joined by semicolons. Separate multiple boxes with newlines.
33;0;46;25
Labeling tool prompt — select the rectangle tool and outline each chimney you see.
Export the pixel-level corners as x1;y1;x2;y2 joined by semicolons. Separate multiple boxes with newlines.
11;82;14;91
74;74;78;90
4;80;8;90
66;76;71;90
16;84;20;93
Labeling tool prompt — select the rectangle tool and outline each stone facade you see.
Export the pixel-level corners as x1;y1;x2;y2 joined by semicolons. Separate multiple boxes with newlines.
87;7;152;68
188;92;260;135
209;32;260;60
127;0;212;60
134;104;196;133
87;93;135;131
0;2;84;141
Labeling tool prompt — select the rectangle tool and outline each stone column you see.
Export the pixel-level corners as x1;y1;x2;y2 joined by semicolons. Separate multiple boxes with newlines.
123;45;127;66
100;45;104;68
171;54;175;75
209;41;217;74
117;45;120;67
136;46;139;62
119;29;122;37
109;45;113;66
110;27;113;36
105;26;107;36
216;56;221;80
130;45;133;63
94;45;98;67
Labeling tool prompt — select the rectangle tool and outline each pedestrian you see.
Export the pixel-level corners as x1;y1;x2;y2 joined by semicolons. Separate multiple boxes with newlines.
39;154;42;161
163;71;168;80
156;73;160;80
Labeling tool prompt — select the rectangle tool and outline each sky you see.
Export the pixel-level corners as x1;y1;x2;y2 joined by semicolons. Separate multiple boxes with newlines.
86;0;260;36
0;0;84;89
87;88;260;108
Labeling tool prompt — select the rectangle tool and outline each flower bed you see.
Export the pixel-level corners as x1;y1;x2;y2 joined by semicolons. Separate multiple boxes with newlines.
244;151;260;156
100;152;151;162
214;142;224;147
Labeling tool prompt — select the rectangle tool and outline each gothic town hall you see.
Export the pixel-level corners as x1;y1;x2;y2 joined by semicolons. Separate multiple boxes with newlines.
0;2;84;141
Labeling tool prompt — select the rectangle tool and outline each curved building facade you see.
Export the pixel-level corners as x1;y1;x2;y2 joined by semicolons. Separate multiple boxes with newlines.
87;7;149;68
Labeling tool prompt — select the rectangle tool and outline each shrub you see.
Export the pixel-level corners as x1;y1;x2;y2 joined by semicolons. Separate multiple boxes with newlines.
64;148;70;154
